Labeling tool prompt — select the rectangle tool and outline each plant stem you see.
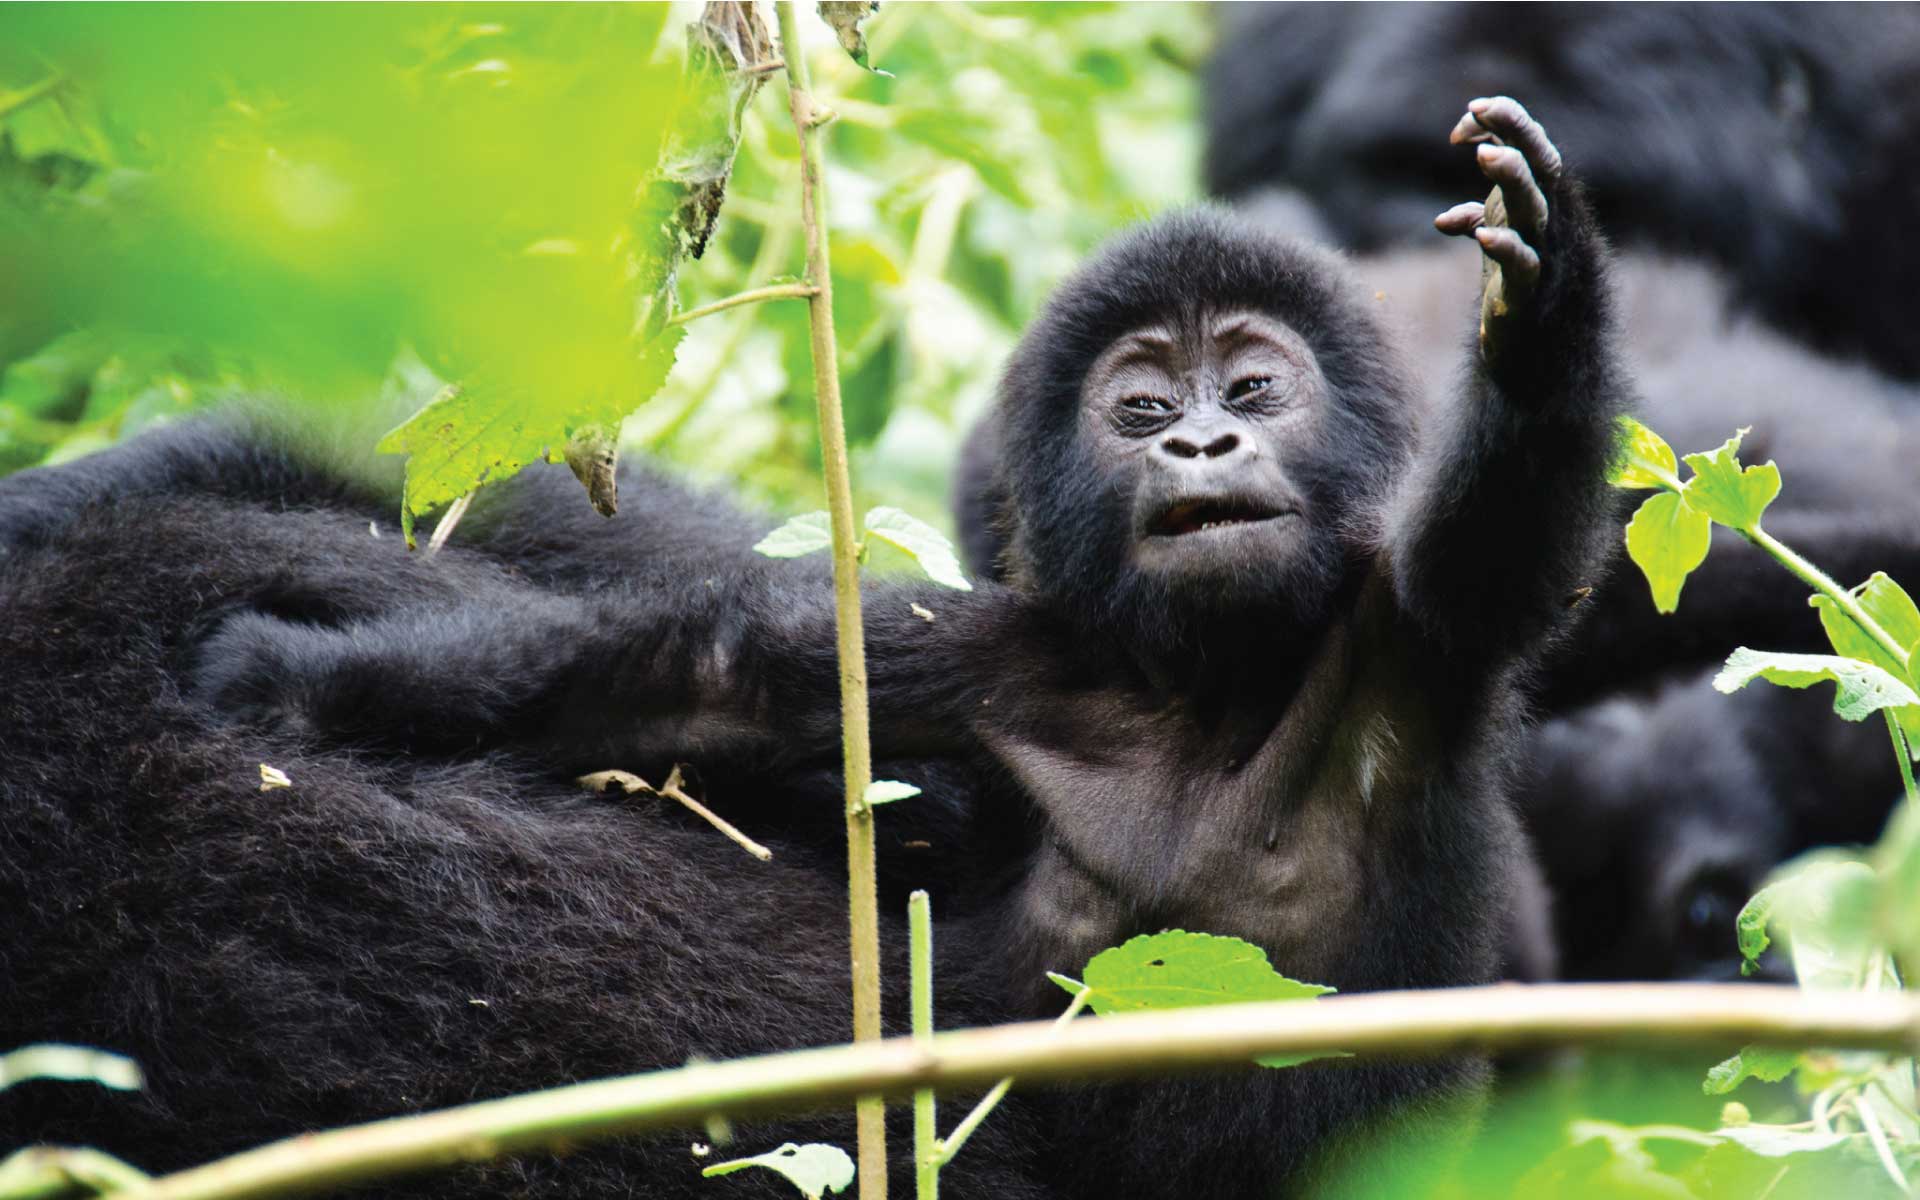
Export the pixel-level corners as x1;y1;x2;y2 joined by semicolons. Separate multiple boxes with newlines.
773;5;888;1195
0;1146;150;1200
1744;524;1909;666
936;987;1091;1167
664;282;820;328
909;891;937;1200
117;984;1920;1200
1886;711;1920;809
0;74;65;122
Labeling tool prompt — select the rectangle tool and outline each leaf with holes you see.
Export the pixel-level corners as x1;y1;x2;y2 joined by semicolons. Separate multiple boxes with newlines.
1610;416;1682;491
754;511;834;559
701;1143;853;1199
1072;931;1339;1069
864;506;972;590
1679;429;1781;531
1713;648;1920;723
1624;491;1711;614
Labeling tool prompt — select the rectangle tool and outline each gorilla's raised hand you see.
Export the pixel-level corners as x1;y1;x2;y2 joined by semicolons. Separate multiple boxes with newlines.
1434;97;1565;344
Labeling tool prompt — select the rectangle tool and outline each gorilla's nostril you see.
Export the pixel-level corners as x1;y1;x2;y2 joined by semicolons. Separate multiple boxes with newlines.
1161;436;1201;459
1203;433;1240;458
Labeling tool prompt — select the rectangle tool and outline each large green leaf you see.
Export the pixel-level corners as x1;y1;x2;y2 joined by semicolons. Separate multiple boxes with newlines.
1713;648;1920;723
754;510;834;559
1680;429;1781;531
1623;490;1711;614
1068;931;1337;1070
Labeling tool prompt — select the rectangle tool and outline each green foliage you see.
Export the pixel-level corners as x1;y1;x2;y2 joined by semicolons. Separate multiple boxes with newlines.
701;1142;854;1199
1678;429;1781;530
1609;415;1683;490
754;510;837;558
0;1044;142;1093
1058;931;1339;1070
862;505;971;590
1623;491;1710;614
1714;649;1920;723
1811;573;1920;754
1703;1045;1799;1095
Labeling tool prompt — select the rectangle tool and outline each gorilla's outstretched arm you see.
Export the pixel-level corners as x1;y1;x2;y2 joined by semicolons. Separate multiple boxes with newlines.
1385;98;1628;663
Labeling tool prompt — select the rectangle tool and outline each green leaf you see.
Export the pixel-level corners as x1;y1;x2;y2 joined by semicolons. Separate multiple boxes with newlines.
1624;491;1712;613
1679;429;1781;531
0;1044;142;1093
1811;572;1920;756
754;511;834;558
378;329;684;546
863;506;972;590
1703;1045;1799;1094
1712;648;1920;723
1876;801;1920;970
1080;931;1339;1069
862;779;921;807
701;1143;853;1199
1610;416;1681;490
1710;1125;1850;1158
1734;858;1880;988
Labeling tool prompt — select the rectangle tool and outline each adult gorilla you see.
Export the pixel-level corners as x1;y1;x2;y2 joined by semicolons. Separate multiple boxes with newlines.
1;99;1622;1196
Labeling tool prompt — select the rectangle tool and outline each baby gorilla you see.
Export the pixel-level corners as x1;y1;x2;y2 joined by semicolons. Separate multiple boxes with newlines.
2;100;1624;1197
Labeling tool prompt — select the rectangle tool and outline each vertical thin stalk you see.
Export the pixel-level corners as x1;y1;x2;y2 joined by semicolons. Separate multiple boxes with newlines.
909;891;937;1200
774;5;887;1195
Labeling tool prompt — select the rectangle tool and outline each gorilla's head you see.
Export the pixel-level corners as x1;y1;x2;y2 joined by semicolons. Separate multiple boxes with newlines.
990;209;1416;658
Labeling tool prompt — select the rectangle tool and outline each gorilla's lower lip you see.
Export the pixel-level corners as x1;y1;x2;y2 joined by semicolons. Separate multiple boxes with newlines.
1150;499;1295;537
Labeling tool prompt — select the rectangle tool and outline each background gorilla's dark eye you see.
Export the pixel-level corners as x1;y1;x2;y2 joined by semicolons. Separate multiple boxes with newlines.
1123;395;1174;413
1226;376;1272;401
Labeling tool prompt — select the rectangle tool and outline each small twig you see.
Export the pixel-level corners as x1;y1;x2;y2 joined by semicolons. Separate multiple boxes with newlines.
935;984;1090;1166
743;58;787;75
577;768;772;862
1855;1084;1913;1196
665;282;820;328
425;493;473;556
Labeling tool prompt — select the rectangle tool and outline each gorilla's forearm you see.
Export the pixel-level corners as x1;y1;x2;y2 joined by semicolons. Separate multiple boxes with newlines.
1387;158;1629;661
195;570;1005;774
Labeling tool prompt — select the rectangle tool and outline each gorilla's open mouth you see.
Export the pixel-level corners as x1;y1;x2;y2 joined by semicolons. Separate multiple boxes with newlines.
1151;497;1294;537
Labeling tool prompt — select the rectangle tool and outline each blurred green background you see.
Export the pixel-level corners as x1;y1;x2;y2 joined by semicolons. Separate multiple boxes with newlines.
0;1;1206;524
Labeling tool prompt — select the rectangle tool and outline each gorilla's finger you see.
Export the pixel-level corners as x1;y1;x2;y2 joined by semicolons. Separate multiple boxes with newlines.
1449;109;1496;147
1477;144;1549;243
1466;96;1563;181
1475;225;1541;286
1434;201;1486;236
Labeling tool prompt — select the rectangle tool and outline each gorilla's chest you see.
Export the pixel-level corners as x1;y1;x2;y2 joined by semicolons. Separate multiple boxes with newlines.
983;636;1425;982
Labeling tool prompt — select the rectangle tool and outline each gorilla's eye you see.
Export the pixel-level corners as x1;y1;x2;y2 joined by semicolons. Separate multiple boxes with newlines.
1226;376;1272;402
1111;395;1177;437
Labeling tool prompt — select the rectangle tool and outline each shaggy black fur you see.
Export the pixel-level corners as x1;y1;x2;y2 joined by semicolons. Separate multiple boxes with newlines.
1;102;1626;1196
1203;3;1920;379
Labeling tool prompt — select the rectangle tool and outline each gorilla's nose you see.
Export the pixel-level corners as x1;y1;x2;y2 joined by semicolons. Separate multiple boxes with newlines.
1160;431;1243;460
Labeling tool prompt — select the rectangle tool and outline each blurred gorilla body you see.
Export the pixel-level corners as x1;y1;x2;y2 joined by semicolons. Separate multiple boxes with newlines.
1186;1;1920;981
1205;2;1920;379
3;99;1620;1196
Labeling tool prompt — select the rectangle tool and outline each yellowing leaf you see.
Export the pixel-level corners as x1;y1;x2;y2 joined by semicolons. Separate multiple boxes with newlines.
1624;491;1711;613
1610;415;1681;490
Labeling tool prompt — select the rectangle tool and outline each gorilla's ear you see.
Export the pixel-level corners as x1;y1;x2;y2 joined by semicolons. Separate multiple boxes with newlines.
951;412;1015;584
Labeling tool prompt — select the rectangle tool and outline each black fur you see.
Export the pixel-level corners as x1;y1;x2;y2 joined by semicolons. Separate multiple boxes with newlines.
2;119;1626;1195
1204;3;1920;379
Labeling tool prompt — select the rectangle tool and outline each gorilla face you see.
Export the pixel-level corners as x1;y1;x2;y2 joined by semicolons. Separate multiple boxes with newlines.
1080;308;1333;608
